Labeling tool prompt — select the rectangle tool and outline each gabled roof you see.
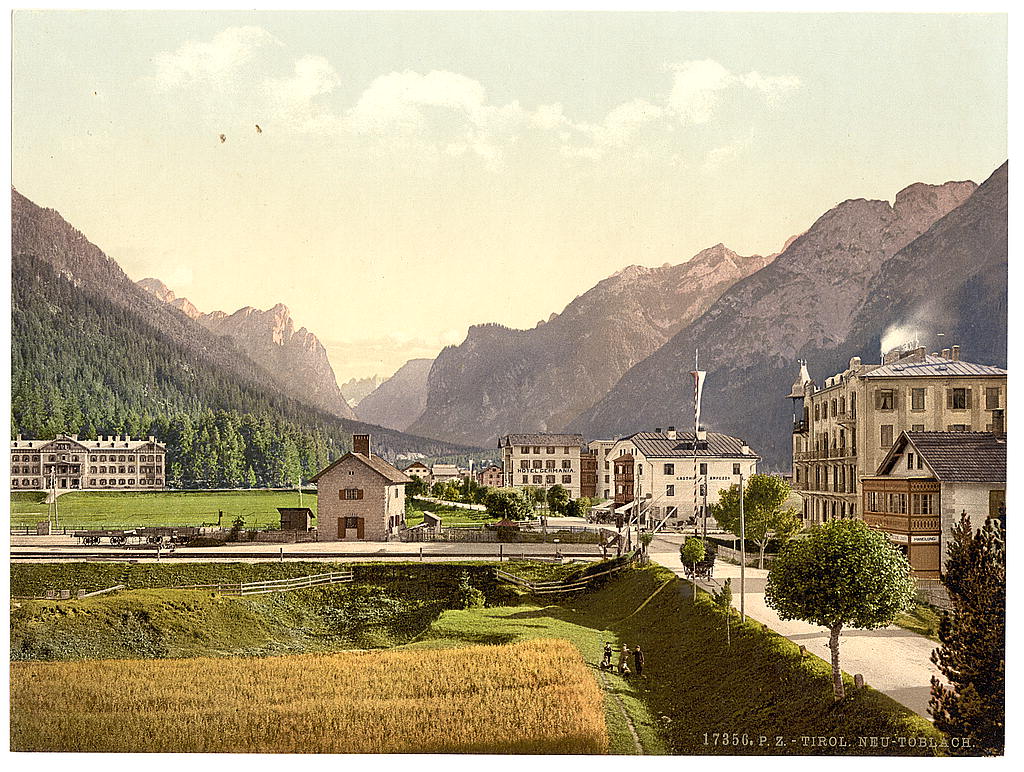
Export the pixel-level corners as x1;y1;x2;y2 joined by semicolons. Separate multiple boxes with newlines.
498;433;585;448
403;462;430;470
863;355;1006;379
624;431;759;460
876;431;1006;484
309;452;412;485
10;434;165;451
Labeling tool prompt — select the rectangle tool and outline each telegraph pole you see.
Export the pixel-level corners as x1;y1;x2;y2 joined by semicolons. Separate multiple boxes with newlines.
739;472;746;623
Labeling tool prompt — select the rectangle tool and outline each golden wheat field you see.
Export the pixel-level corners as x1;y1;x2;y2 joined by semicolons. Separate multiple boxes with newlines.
10;638;607;754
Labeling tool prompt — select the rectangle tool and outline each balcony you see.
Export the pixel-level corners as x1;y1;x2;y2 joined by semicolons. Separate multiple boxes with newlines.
793;419;809;434
794;446;856;461
864;512;940;533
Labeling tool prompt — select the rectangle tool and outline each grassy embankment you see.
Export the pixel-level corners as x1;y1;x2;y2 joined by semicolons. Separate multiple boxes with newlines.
10;489;316;529
10;560;943;756
405;496;496;526
11;638;606;754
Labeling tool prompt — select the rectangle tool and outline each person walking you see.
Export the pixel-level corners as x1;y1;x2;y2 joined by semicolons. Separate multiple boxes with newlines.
633;645;645;677
601;642;613;670
618;644;631;675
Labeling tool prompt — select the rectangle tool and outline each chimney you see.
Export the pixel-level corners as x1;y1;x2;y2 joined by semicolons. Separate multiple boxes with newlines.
951;345;960;361
655;427;662;434
741;441;751;455
992;410;1005;437
941;348;951;359
696;428;707;442
16;434;22;441
353;434;371;457
666;426;677;439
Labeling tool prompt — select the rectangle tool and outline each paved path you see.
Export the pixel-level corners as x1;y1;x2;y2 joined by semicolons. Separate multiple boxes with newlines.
650;534;943;718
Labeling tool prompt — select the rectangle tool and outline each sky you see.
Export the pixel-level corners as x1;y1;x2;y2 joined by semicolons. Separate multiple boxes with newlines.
11;11;1007;380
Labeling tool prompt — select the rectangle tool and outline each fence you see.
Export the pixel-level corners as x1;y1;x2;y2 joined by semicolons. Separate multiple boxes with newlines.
221;571;354;596
714;544;776;568
495;552;635;595
915;578;950;610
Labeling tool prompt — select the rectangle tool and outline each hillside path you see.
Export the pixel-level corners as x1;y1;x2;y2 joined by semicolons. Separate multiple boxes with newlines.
649;535;944;719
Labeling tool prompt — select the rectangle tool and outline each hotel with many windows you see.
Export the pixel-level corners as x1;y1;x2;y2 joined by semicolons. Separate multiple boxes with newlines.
10;434;167;491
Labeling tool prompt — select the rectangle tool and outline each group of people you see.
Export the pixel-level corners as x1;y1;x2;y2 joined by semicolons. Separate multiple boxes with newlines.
601;641;644;676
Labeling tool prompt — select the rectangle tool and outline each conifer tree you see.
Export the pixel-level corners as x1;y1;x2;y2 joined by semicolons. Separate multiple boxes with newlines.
929;513;1005;755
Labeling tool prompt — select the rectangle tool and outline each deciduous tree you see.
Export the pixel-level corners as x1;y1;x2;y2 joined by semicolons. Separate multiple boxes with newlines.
765;518;915;700
711;474;802;568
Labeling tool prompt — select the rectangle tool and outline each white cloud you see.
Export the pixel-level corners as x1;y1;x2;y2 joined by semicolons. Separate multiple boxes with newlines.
263;55;343;132
667;59;802;125
739;71;803;103
703;133;754;172
667;60;735;124
152;26;281;90
345;70;488;135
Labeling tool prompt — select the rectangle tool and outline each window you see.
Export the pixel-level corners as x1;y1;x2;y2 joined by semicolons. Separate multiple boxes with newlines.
912;424;925;432
522;446;530;454
532;460;542;469
840;396;846;414
533;446;541;454
851;392;857;417
912;493;934;515
562;460;571;469
986;387;1001;409
948;424;970;432
604;490;610;499
563;447;570;454
603;474;609;483
546;446;555;454
911;388;925;410
522;475;529;484
545;459;555;469
831;399;837;417
663;463;675;475
546;475;555;484
341;488;363;500
814;404;820;420
666;484;675;496
699;463;708;476
520;461;529;470
562;475;572;484
907;453;914;469
733;463;741;475
917;455;923;470
948;388;971;410
880;425;894;447
344;516;359;529
532;475;542;484
876;389;895;410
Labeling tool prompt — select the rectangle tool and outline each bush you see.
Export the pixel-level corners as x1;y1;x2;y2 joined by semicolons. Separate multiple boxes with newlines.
186;537;226;548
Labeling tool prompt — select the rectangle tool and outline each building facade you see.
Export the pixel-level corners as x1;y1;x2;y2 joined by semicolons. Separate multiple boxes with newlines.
10;434;167;491
498;433;585;499
309;434;411;541
588;439;618;501
607;428;759;527
789;345;1007;524
476;464;504;488
861;431;1006;577
430;464;460;484
402;461;431;484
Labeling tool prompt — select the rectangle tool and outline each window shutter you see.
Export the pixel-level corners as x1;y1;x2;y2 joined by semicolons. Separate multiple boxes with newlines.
892;390;898;409
357;488;364;500
875;390;882;409
946;389;953;409
965;389;973;409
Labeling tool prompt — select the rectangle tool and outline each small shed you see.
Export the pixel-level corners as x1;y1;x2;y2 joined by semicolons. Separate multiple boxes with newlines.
277;507;315;531
422;511;443;531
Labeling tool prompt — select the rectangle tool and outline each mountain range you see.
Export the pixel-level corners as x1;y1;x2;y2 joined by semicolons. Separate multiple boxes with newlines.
407;243;776;446
136;278;357;421
355;358;434;432
570;165;1006;468
10;188;472;476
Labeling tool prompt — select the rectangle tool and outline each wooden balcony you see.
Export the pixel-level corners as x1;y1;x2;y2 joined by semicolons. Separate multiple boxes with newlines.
863;512;940;533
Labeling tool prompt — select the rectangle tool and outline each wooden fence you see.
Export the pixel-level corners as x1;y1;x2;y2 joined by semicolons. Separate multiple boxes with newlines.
495;552;635;595
220;571;354;596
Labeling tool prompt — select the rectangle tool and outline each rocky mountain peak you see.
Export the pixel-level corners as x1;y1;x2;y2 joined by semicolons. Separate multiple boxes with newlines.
893;180;978;227
137;277;175;303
